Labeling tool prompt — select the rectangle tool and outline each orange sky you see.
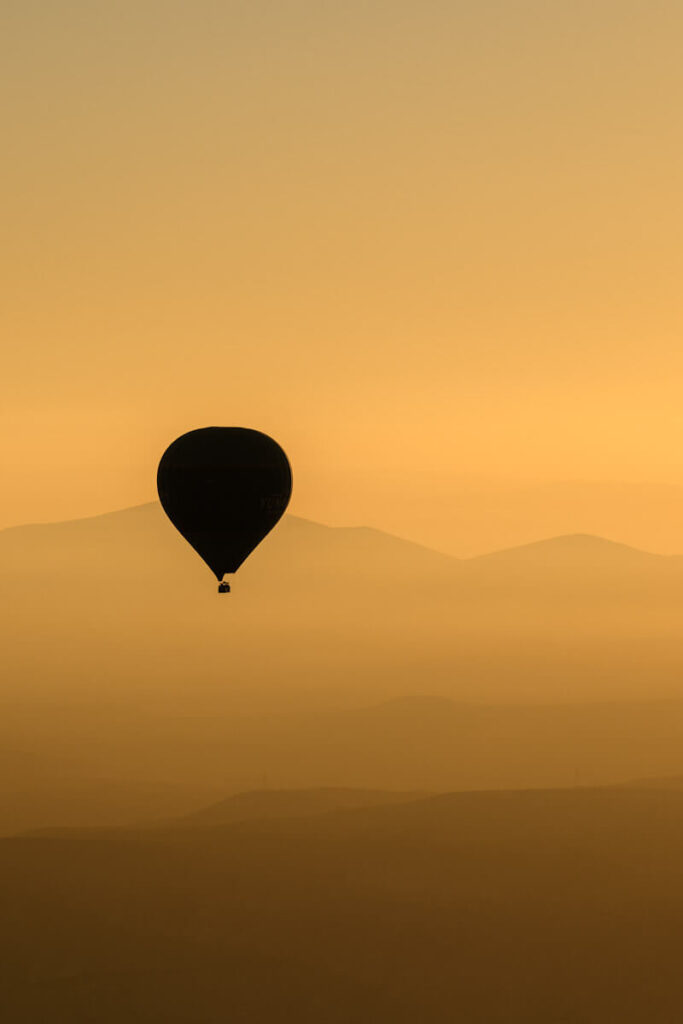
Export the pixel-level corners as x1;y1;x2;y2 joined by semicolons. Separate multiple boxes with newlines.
3;1;683;551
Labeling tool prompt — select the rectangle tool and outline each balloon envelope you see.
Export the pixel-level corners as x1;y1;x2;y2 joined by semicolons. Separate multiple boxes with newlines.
157;427;292;580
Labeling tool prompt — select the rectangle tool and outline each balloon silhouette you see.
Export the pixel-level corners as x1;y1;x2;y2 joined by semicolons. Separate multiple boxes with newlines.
157;427;292;592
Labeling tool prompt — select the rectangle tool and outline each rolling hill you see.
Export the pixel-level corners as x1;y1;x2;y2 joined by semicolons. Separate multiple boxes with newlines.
5;784;683;1022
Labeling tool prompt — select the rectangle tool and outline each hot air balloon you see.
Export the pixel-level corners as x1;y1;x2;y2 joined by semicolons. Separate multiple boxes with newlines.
157;427;292;592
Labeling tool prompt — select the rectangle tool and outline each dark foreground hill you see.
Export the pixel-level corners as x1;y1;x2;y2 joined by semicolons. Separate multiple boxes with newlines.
4;785;683;1023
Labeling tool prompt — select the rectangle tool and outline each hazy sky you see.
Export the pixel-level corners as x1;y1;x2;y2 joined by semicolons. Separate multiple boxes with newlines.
3;1;683;548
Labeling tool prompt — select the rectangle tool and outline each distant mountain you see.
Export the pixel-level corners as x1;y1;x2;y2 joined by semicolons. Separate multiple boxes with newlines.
5;504;683;836
473;532;665;568
0;502;456;590
3;502;678;596
381;477;683;558
3;501;676;583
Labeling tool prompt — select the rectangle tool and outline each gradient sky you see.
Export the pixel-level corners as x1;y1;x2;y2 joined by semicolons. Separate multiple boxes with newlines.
3;1;683;550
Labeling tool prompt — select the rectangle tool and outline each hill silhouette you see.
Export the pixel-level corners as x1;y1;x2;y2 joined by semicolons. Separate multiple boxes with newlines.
22;786;430;839
474;531;664;568
5;785;683;1022
5;505;683;832
162;785;427;828
0;502;456;590
7;694;683;834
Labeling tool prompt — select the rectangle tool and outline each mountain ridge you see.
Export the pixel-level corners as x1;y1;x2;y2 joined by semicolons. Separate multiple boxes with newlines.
0;499;673;564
